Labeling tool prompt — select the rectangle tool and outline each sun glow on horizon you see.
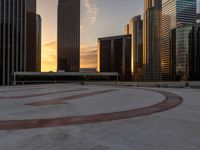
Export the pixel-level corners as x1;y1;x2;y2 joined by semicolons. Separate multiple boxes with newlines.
41;41;97;72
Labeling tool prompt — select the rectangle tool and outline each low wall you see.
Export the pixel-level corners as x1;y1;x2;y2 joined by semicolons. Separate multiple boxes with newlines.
85;81;200;88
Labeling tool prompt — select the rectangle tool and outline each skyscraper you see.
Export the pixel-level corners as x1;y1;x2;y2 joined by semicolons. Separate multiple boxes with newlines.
143;0;162;81
172;24;200;81
26;0;41;72
0;0;26;85
197;13;200;23
123;24;130;35
26;0;36;13
36;14;42;72
57;0;80;72
161;0;197;80
129;15;143;81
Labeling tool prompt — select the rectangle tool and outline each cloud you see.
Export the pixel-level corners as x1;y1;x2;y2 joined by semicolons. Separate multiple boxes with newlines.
82;0;98;24
43;41;57;49
80;44;97;68
41;41;57;72
81;53;97;68
81;0;98;33
80;45;97;53
81;49;97;54
41;41;97;71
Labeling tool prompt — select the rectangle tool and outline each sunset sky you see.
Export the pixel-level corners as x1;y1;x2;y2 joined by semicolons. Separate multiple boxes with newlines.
37;0;199;72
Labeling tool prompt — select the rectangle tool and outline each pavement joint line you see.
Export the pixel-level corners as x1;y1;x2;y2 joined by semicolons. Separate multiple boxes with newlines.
0;87;45;93
0;88;88;99
26;89;118;106
0;88;183;130
0;85;77;94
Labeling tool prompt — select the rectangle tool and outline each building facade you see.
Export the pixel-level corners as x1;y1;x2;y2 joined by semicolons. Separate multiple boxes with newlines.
123;24;130;35
57;0;80;72
143;0;162;81
0;0;27;85
161;0;197;80
98;35;132;81
172;24;200;81
36;14;41;72
197;13;200;23
26;0;41;72
129;15;143;81
26;0;36;13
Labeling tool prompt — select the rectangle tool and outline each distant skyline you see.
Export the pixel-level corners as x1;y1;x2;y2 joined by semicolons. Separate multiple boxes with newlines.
37;0;143;71
37;0;200;71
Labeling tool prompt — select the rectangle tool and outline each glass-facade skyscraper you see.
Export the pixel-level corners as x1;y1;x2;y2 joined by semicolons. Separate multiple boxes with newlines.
161;0;197;80
0;0;26;85
172;24;200;81
129;15;143;81
143;0;162;81
57;0;80;72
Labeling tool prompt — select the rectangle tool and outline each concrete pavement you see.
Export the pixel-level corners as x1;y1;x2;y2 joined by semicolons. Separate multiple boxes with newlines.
0;84;199;150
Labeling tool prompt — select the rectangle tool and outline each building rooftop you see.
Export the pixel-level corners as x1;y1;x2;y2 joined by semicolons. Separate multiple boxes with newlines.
0;83;199;149
98;34;131;41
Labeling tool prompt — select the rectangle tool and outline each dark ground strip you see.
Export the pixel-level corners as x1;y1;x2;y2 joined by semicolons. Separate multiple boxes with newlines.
0;89;88;99
26;89;118;106
0;89;183;130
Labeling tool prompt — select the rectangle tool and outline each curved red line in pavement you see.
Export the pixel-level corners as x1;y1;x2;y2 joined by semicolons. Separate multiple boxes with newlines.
0;89;183;130
0;89;88;99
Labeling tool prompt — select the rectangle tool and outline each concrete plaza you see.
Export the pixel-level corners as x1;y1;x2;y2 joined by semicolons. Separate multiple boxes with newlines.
0;83;199;150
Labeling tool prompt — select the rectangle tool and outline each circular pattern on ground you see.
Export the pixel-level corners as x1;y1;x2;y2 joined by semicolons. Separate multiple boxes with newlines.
0;86;183;130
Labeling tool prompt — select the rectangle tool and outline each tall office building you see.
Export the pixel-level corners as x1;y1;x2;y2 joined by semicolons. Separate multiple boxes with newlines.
172;24;200;81
197;2;200;23
0;0;26;85
129;15;143;81
36;14;42;72
143;0;162;81
161;0;197;80
57;0;80;72
26;0;36;12
98;35;132;81
26;0;41;72
197;13;200;23
123;24;130;35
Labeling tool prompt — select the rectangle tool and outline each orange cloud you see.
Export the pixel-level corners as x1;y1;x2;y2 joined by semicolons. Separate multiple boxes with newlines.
41;41;57;72
80;44;97;68
41;41;97;72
